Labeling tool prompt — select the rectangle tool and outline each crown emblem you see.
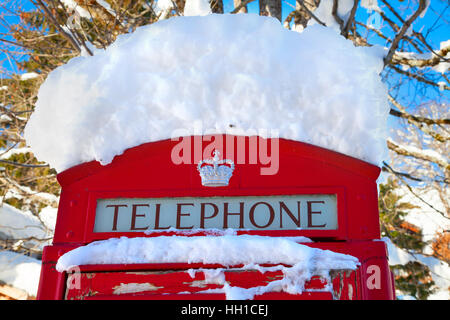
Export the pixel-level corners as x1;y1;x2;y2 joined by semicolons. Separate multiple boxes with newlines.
197;150;235;187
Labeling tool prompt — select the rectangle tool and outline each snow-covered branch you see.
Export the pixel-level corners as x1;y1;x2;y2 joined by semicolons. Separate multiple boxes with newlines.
387;138;449;170
392;45;450;70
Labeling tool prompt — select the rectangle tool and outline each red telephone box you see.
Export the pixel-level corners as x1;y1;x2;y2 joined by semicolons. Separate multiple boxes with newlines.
37;136;395;300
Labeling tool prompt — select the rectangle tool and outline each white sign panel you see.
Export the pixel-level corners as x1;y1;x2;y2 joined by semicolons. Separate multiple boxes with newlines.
94;195;338;232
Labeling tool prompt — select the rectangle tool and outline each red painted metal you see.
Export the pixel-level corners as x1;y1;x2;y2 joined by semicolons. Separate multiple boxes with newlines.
37;136;395;300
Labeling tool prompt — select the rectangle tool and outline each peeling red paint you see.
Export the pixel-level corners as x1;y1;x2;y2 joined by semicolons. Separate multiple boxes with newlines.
65;267;358;300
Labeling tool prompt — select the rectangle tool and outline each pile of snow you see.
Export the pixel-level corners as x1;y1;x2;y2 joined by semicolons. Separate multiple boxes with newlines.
0;203;56;253
0;251;41;297
25;13;388;172
0;204;56;298
39;206;58;232
0;203;50;242
56;235;359;299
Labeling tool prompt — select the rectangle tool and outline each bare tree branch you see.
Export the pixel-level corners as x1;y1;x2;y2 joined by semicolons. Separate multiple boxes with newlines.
383;162;449;219
0;159;49;168
384;0;428;66
32;0;82;53
342;0;359;37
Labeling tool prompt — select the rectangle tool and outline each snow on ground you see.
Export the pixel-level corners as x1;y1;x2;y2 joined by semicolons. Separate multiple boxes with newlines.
0;251;41;296
24;13;389;172
0;203;50;243
56;235;359;299
0;204;56;297
38;206;58;232
2;187;58;206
